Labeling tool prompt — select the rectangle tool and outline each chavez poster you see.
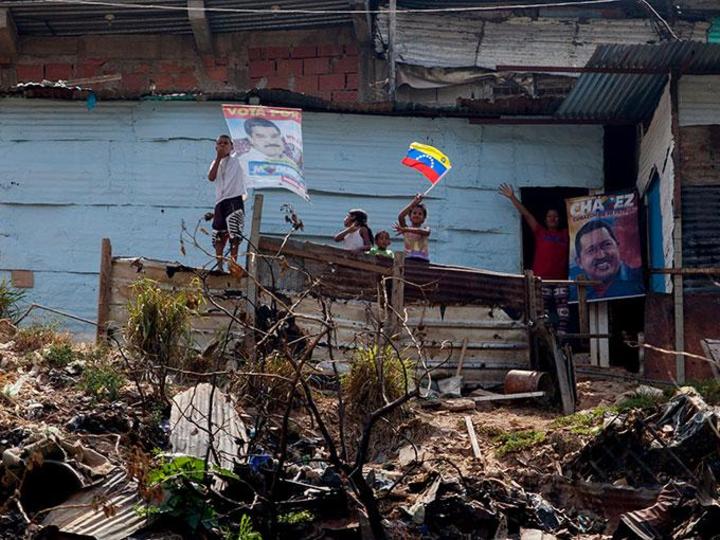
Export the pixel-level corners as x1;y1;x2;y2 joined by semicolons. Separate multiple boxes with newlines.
566;191;645;302
222;104;308;200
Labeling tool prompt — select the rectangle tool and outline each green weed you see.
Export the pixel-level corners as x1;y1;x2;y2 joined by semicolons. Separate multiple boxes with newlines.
13;323;70;353
551;405;616;436
342;345;413;417
0;279;25;323
493;429;546;457
79;360;125;401
44;343;75;368
616;393;666;412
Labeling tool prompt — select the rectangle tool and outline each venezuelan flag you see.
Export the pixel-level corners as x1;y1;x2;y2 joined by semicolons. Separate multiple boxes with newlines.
401;142;452;184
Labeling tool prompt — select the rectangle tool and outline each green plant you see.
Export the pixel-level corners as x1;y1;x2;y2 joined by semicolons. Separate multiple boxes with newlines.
126;278;200;364
0;279;25;323
493;429;546;457
687;380;720;405
125;278;201;398
616;393;666;412
80;360;125;401
342;345;414;417
145;456;241;533
278;510;314;525
44;343;75;368
235;515;263;540
551;405;616;436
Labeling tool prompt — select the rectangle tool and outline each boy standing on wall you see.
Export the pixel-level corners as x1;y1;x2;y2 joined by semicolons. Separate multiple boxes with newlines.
208;134;248;272
498;184;569;334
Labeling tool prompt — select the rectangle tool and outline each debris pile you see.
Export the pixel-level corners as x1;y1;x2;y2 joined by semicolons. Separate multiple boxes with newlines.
563;389;720;538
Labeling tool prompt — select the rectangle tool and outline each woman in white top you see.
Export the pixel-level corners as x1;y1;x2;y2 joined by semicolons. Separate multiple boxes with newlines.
334;208;373;253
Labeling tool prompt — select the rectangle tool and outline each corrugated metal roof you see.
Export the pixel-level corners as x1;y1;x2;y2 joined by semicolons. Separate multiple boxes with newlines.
587;42;720;74
679;74;720;126
1;0;352;35
555;72;667;122
375;13;707;70
41;471;146;540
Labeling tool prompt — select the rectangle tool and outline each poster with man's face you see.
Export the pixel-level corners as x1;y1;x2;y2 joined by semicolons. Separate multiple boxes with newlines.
566;192;645;302
222;104;308;200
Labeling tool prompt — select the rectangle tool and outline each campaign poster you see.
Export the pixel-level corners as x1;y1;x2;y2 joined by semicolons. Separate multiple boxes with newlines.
566;191;645;302
222;104;308;200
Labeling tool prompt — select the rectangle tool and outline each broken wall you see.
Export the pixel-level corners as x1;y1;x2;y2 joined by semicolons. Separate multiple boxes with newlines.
0;26;361;102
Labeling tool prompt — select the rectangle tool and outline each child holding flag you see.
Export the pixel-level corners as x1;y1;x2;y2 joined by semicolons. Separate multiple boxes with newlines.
394;194;431;262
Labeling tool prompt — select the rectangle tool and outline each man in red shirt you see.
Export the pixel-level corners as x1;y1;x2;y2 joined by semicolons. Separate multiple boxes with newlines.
499;184;569;334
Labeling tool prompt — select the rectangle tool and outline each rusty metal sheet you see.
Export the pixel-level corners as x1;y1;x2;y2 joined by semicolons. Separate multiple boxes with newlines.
41;471;146;540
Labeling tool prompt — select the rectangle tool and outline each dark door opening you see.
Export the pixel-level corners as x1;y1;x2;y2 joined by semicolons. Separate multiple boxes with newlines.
520;187;590;339
604;125;645;373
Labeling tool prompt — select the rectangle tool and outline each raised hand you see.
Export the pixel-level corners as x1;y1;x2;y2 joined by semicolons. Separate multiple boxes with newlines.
498;183;516;200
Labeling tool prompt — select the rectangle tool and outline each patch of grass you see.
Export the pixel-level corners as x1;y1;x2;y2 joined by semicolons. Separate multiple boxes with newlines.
686;380;720;405
79;360;125;401
278;510;314;525
551;405;616;436
493;429;546;457
616;393;666;412
125;278;200;366
0;279;25;323
342;346;414;418
13;324;70;353
44;343;75;368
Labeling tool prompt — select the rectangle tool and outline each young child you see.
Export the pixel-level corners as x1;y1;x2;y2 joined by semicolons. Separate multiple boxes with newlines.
334;209;373;253
367;230;394;259
394;194;431;261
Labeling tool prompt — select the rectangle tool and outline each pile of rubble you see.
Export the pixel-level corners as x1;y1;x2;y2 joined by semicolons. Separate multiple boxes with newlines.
2;315;720;539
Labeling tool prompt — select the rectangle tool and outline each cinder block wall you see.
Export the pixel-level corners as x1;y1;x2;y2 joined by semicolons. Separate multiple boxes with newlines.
0;26;360;101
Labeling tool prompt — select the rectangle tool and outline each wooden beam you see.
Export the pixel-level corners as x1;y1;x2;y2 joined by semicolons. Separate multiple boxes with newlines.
96;238;112;344
244;194;263;358
387;0;397;101
388;252;405;333
470;391;546;402
0;9;18;58
188;0;213;55
464;416;482;459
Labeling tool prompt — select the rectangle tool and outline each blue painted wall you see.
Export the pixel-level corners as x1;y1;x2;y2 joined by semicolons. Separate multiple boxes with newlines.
0;99;603;335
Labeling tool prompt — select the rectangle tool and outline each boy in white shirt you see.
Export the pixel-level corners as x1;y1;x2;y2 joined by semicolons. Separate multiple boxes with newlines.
207;134;248;272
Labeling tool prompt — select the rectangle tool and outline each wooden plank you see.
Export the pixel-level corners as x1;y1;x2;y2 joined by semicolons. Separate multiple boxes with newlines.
455;337;469;377
245;194;264;358
96;238;112;343
111;259;242;290
10;269;34;288
464;416;482;459
258;236;392;276
388;252;405;333
700;339;720;381
470;391;546;403
598;302;609;368
577;280;589;335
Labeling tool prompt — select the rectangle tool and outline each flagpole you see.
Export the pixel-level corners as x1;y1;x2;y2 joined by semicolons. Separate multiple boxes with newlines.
422;176;443;197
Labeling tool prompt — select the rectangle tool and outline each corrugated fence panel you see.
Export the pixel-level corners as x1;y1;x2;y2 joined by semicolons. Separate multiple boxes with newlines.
679;75;720;127
682;185;720;294
0;99;601;334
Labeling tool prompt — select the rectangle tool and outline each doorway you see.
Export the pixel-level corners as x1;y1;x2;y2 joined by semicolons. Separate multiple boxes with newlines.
519;186;590;339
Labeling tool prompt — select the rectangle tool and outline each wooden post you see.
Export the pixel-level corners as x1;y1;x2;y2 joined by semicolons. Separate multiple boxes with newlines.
388;0;397;101
388;252;405;334
577;279;589;335
244;194;264;357
96;238;112;344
